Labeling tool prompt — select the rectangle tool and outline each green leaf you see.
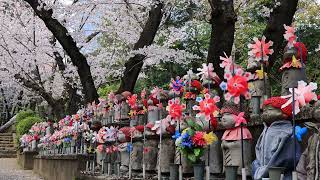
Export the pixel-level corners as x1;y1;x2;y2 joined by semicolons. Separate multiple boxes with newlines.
188;154;196;163
194;123;203;131
194;148;201;156
187;128;195;136
186;119;195;127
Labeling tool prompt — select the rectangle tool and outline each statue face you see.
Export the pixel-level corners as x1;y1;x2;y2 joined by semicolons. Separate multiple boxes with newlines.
220;113;236;129
281;68;307;96
313;102;320;121
261;105;286;125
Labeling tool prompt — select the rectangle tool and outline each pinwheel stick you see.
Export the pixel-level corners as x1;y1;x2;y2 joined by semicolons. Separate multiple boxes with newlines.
206;77;211;180
143;118;146;179
239;96;246;180
158;97;162;180
260;40;267;100
129;126;133;179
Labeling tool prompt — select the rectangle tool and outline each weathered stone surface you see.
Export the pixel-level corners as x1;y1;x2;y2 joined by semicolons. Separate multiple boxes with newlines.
144;139;158;171
131;142;143;170
157;139;175;173
221;139;252;175
17;151;38;170
33;154;86;180
204;139;223;174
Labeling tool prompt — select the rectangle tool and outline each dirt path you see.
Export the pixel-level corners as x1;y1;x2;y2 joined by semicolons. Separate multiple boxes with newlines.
0;158;43;180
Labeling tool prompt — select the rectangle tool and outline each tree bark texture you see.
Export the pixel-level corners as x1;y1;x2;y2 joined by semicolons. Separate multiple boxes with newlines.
207;0;236;80
117;2;164;93
24;0;99;104
263;0;298;68
14;74;65;119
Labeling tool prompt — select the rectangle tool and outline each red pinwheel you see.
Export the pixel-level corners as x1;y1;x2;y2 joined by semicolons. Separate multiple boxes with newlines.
166;98;186;121
193;93;220;121
224;68;252;104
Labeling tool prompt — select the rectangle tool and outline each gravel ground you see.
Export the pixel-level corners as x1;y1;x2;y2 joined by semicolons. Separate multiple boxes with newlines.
0;158;43;180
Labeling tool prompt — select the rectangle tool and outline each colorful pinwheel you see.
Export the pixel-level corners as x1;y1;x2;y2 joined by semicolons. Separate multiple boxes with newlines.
283;24;297;48
197;63;218;81
224;68;252;104
192;93;220;121
170;76;185;94
166;98;186;121
281;81;318;114
248;36;274;61
233;112;247;127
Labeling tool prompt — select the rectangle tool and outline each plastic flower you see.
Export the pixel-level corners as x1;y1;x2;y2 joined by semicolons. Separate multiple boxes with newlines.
166;98;186;121
193;93;220;121
172;130;181;140
281;81;317;114
224;68;252;104
247;36;274;61
191;131;206;147
203;132;217;145
233;112;247;127
283;24;297;48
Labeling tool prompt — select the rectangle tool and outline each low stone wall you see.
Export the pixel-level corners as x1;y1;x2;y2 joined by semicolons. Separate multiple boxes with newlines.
17;151;38;170
33;154;87;180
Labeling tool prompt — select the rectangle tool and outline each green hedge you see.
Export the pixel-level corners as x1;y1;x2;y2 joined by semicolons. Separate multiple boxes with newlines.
15;110;42;143
15;109;37;124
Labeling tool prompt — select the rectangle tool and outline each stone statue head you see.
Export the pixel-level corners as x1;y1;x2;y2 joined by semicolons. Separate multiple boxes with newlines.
313;101;320;121
280;42;308;96
261;97;292;125
220;102;243;129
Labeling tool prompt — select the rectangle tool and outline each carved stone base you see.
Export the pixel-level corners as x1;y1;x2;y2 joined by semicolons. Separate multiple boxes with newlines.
221;140;252;175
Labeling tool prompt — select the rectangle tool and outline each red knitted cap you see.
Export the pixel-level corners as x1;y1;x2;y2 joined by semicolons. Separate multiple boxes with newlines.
263;97;293;117
294;42;307;63
220;102;241;116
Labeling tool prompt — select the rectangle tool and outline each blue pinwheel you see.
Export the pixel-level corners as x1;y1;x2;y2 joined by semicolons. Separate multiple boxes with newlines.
295;126;308;142
127;143;133;153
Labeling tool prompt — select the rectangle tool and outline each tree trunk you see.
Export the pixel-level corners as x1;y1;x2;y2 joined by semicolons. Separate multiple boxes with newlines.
14;74;65;119
207;0;236;80
117;2;164;93
24;0;99;104
263;0;298;68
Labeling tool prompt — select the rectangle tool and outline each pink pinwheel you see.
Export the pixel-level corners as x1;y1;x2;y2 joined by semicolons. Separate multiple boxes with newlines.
151;86;163;99
248;36;274;61
197;63;219;81
166;98;186;121
281;81;317;115
224;68;252;104
233;112;247;127
141;88;146;100
151;117;171;134
220;52;241;73
283;24;297;48
193;93;220;121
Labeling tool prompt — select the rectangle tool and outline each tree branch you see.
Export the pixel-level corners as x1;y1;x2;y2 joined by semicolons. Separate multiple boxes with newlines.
23;0;99;103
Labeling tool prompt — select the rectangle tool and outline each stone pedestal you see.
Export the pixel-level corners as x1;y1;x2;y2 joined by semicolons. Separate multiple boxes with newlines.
204;139;223;174
221;140;252;175
132;141;143;170
157;139;175;173
144;139;158;171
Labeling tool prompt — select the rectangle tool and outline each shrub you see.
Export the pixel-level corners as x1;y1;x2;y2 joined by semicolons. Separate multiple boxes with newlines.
16;116;42;140
15;109;36;124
